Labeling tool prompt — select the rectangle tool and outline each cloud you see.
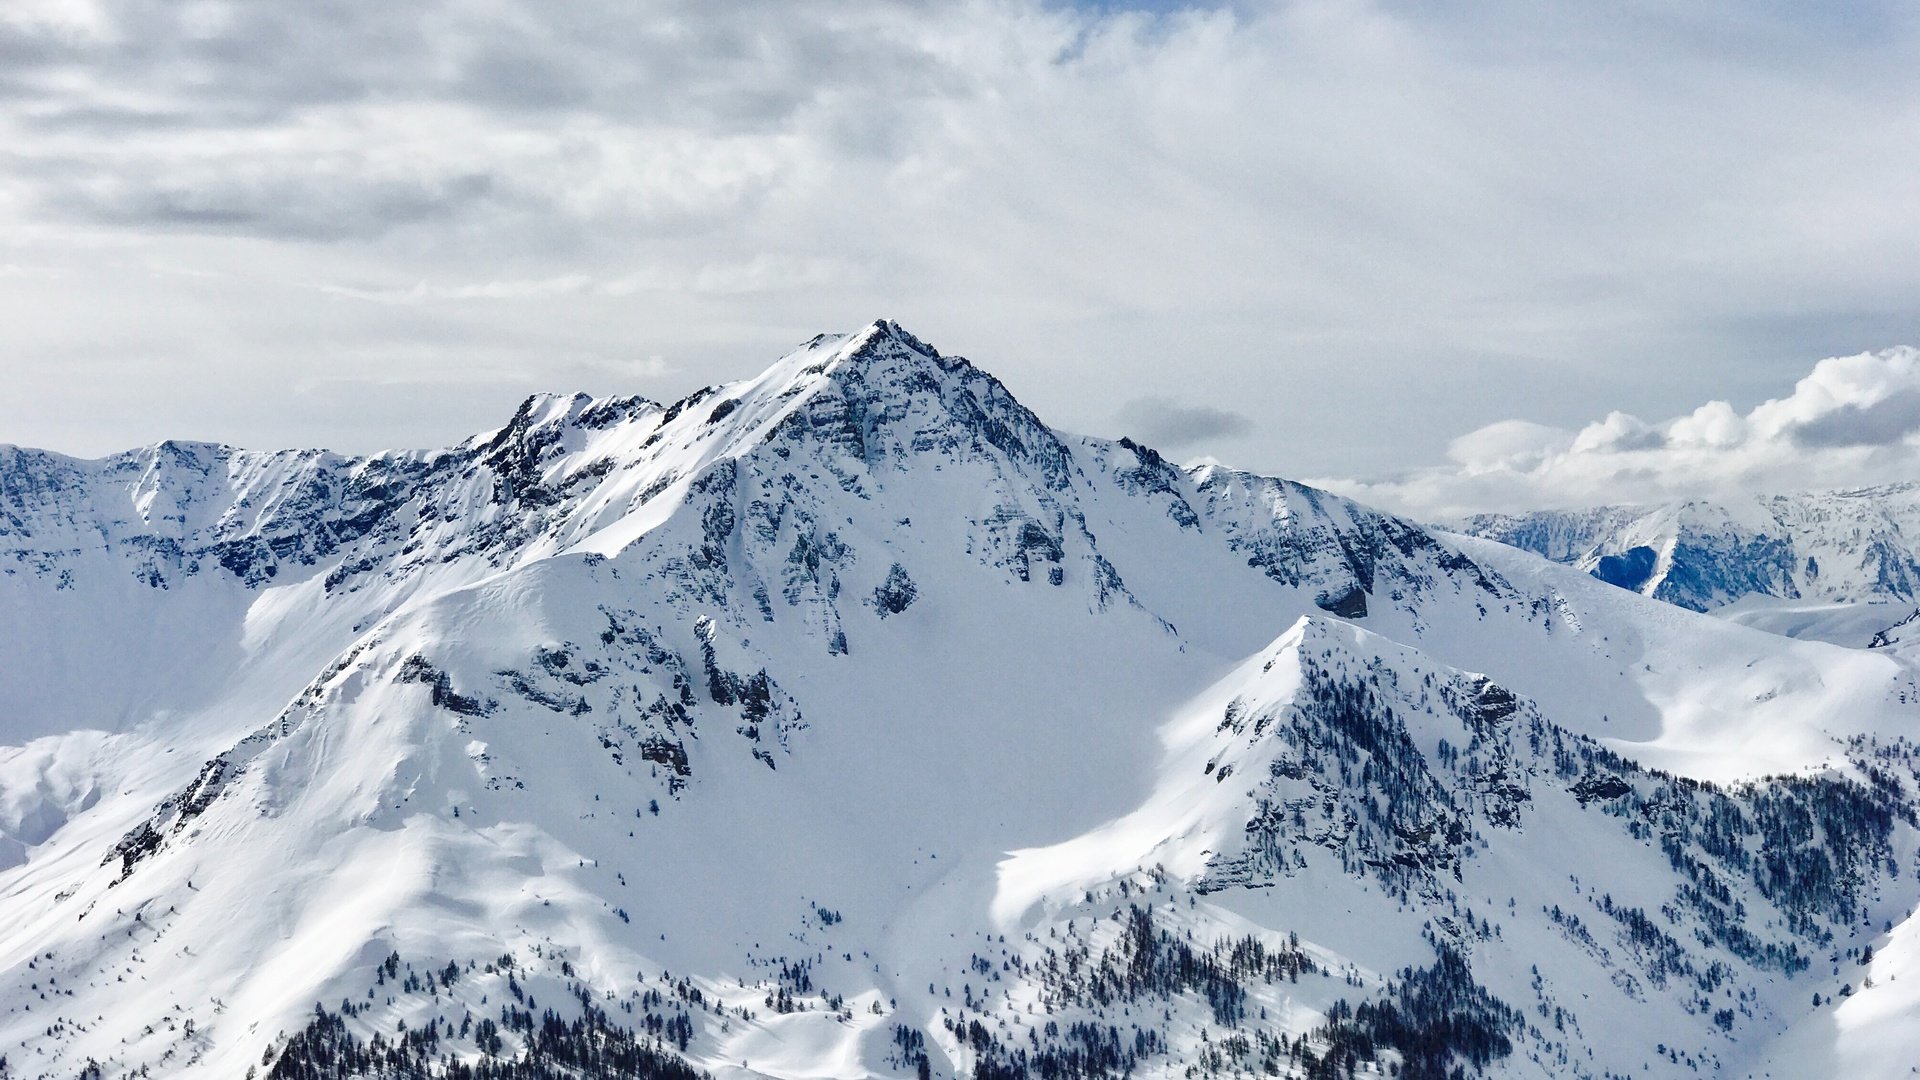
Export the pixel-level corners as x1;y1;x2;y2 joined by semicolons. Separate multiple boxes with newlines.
314;254;859;304
1116;396;1253;450
1319;346;1920;518
1445;420;1574;473
0;0;1918;471
1790;389;1920;448
291;349;673;393
51;168;507;242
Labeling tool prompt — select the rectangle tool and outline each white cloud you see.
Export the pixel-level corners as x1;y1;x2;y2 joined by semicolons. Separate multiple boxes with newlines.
1447;420;1573;473
1320;347;1920;518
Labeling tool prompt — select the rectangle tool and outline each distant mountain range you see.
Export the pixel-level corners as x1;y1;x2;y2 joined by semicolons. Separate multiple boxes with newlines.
4;322;1920;1079
1456;489;1920;612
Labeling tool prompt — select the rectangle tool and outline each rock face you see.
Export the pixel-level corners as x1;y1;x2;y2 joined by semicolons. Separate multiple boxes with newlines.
4;321;1920;1079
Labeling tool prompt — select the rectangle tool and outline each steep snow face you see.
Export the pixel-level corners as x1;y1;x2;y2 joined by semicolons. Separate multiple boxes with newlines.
5;321;1920;1080
1458;487;1920;615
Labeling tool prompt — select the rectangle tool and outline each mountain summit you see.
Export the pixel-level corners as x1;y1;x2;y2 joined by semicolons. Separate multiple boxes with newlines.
4;325;1920;1079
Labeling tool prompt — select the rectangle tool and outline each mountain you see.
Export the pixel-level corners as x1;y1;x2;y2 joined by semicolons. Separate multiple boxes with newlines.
1456;489;1920;612
5;321;1920;1079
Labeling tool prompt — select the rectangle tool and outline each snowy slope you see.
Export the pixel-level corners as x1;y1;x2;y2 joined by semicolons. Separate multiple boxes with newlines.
1703;596;1919;649
4;322;1920;1080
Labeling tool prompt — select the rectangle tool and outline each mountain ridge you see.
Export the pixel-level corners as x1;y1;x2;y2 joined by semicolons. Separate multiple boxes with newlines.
4;322;1920;1079
1457;486;1920;609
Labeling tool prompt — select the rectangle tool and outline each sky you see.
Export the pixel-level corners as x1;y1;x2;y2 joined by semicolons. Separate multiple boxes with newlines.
3;0;1919;518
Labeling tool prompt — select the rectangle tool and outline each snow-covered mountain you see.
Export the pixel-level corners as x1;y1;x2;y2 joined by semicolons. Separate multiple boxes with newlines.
5;321;1920;1080
1457;490;1920;613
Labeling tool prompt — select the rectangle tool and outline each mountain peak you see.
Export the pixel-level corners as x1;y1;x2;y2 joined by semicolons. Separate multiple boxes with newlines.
742;317;1080;493
799;319;941;365
793;319;954;387
846;317;940;360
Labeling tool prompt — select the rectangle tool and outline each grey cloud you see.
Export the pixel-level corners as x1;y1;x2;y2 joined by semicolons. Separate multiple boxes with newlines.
25;4;433;117
21;106;210;134
0;25;77;73
0;0;981;251
52;171;508;243
1585;420;1668;453
1790;389;1920;448
1116;397;1253;450
455;43;594;112
2;1;971;132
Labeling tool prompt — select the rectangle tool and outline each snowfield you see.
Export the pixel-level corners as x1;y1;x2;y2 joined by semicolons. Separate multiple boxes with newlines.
3;321;1920;1079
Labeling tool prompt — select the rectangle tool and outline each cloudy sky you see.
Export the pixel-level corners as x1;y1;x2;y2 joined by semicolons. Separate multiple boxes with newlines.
4;0;1919;517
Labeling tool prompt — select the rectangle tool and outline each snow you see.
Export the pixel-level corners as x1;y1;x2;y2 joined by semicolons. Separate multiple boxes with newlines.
1709;595;1920;647
1460;485;1920;613
3;321;1920;1078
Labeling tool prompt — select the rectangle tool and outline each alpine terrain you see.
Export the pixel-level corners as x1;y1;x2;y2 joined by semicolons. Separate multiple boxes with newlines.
5;322;1920;1079
1459;494;1920;647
